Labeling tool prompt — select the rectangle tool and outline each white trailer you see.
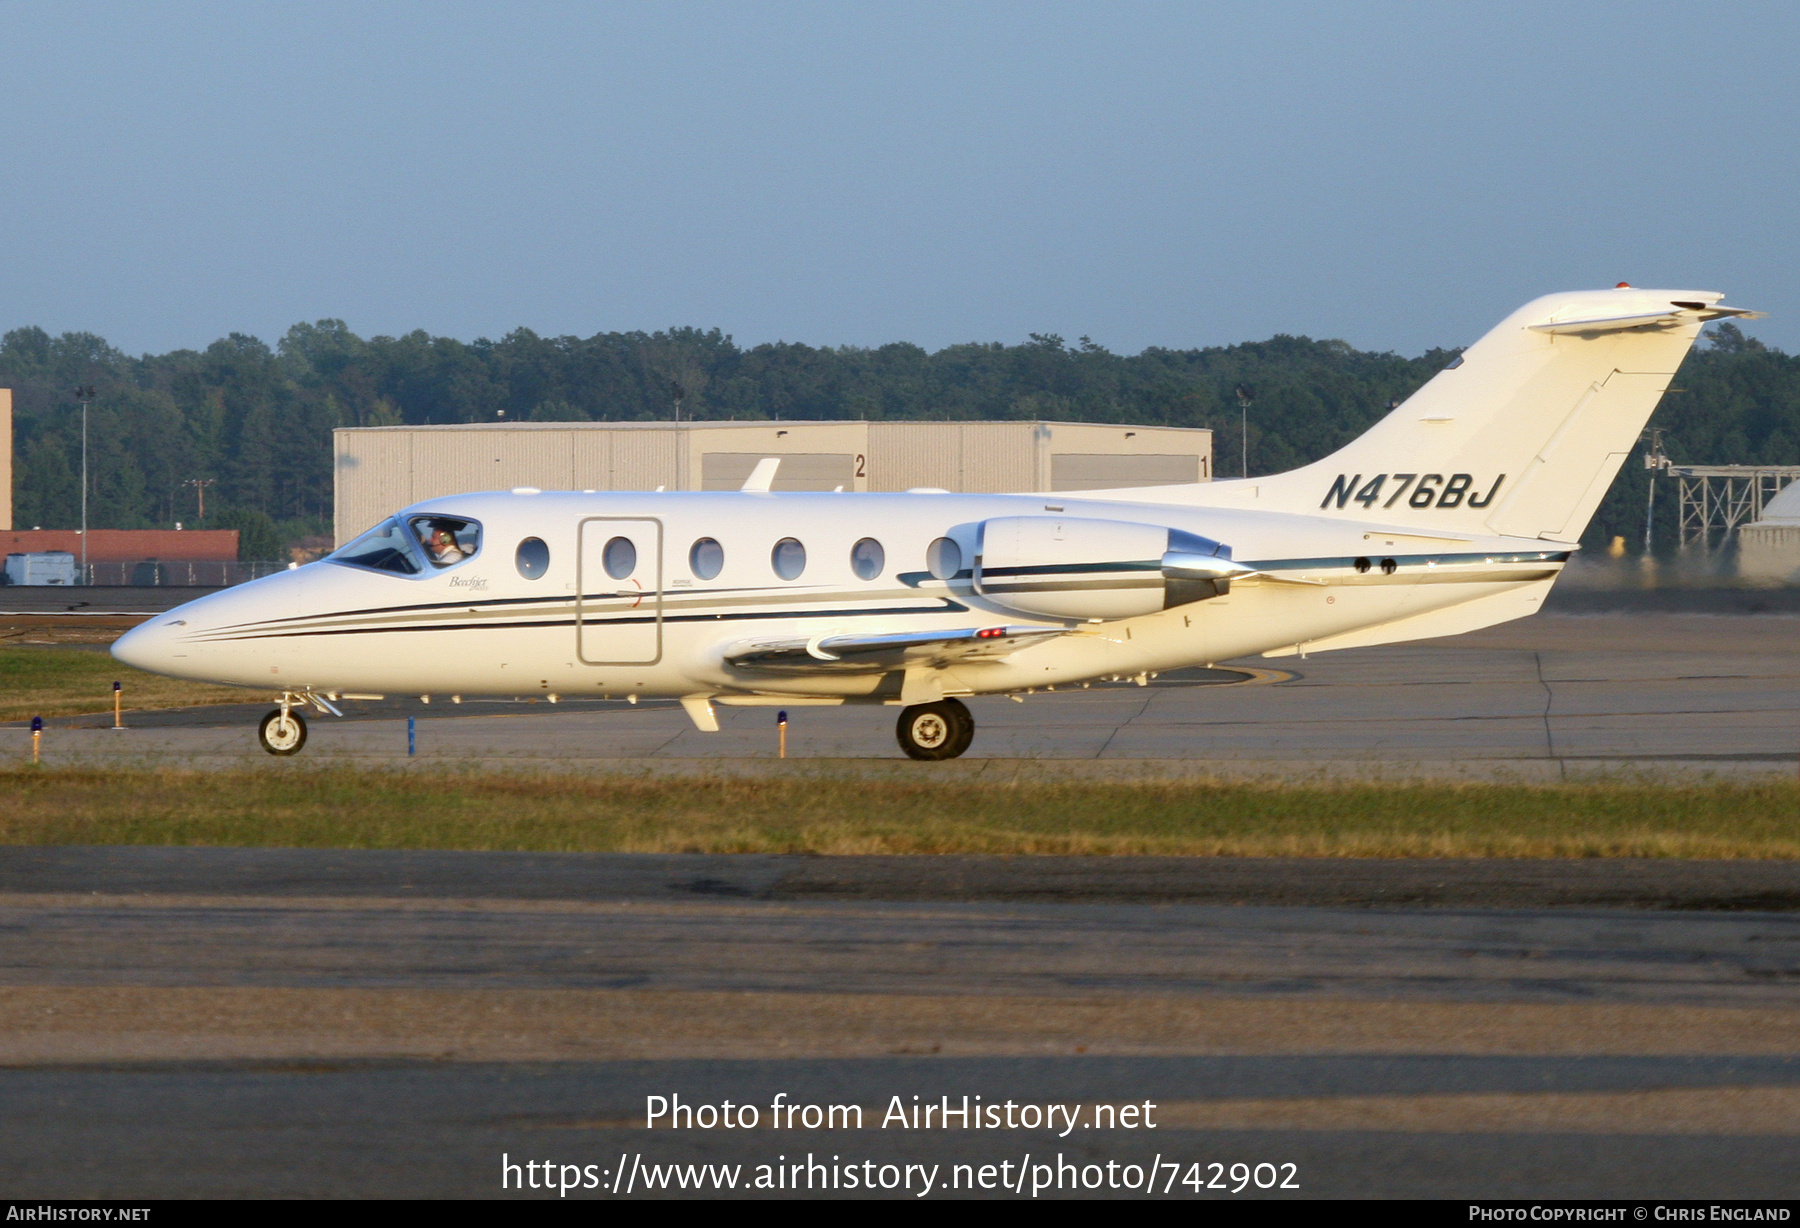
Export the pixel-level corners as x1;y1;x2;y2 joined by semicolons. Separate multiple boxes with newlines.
4;551;80;585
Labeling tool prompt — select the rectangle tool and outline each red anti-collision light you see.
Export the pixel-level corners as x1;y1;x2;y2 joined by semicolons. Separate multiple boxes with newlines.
976;627;1006;639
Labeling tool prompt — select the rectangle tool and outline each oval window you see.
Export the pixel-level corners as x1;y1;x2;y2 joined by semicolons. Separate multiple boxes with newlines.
850;537;884;580
926;536;962;581
515;537;550;580
603;536;637;580
690;537;724;580
771;537;806;580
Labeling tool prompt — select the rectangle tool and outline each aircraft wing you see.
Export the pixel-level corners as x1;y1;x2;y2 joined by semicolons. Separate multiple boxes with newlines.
724;625;1066;673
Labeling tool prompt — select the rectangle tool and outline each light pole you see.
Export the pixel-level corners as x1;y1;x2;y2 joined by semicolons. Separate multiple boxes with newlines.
1234;385;1253;477
183;477;215;522
1643;429;1667;555
73;385;94;581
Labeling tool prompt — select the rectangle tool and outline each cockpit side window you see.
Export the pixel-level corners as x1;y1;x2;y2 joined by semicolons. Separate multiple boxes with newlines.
408;516;481;569
328;519;423;576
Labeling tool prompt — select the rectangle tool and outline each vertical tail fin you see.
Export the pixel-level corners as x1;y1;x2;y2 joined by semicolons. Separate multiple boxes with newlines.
1144;288;1758;543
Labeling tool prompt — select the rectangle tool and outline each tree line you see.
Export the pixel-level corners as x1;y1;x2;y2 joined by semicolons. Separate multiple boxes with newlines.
2;318;1793;559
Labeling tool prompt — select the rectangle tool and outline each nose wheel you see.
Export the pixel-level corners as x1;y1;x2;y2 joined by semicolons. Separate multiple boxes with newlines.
896;699;974;760
258;707;308;756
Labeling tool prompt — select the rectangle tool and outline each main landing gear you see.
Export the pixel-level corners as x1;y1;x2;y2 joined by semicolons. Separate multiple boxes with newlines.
258;706;308;756
895;699;974;761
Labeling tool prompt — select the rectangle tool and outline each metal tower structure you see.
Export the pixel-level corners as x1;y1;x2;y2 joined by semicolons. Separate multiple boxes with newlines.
1655;463;1800;549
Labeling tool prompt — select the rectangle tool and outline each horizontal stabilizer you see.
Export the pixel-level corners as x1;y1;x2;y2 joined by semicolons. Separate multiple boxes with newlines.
1529;303;1757;335
1528;310;1686;335
725;624;1063;674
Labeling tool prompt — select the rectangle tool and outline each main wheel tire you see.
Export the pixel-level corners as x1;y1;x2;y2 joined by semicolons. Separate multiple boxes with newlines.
258;708;308;756
896;699;974;761
947;703;977;758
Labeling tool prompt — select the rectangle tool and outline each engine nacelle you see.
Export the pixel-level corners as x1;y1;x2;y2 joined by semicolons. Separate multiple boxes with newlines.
973;516;1249;621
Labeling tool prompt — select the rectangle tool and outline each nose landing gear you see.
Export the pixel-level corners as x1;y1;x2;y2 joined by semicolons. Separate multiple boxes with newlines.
258;705;308;755
896;698;975;760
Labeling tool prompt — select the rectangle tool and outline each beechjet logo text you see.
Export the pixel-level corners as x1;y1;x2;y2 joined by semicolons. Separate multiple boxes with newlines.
1320;473;1505;511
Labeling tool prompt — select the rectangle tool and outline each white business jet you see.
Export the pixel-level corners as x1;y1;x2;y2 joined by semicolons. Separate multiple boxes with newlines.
113;287;1754;758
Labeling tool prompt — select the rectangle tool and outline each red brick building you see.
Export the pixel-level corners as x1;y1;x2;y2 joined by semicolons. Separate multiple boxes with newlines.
0;529;239;562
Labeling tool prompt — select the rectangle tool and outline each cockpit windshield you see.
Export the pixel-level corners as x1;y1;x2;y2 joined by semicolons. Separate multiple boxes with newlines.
328;515;481;576
408;516;481;568
329;519;423;575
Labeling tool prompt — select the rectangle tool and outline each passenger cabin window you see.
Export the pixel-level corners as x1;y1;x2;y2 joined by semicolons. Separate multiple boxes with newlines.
851;538;884;580
603;536;637;580
926;537;962;581
329;519;422;576
690;537;724;580
408;516;481;569
772;537;806;580
516;537;550;580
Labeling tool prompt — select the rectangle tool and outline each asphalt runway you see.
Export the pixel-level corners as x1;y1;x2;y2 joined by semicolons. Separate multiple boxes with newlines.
12;611;1800;778
2;848;1798;1199
8;600;1799;1196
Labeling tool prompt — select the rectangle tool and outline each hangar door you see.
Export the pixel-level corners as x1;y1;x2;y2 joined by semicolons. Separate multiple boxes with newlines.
701;453;858;491
577;517;663;665
1051;453;1202;491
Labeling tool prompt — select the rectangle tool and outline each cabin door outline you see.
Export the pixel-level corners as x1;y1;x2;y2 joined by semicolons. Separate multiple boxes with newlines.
576;516;664;665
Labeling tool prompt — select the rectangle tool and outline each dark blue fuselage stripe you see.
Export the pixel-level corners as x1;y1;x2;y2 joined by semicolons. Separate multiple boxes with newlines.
199;602;970;642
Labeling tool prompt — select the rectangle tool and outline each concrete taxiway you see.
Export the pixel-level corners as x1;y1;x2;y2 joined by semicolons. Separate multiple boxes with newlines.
1;847;1797;1199
5;605;1798;1197
12;612;1799;778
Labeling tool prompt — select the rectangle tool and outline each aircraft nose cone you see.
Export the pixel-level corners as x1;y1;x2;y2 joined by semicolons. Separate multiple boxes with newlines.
110;616;179;674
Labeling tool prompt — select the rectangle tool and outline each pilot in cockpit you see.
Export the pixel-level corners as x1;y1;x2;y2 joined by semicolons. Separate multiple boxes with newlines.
422;523;466;566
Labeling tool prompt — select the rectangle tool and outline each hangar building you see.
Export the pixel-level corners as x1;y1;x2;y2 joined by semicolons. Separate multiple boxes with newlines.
332;419;1211;545
1737;479;1800;583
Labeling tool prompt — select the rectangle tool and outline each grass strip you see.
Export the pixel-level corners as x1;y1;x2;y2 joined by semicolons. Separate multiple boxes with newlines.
0;647;253;722
4;767;1799;858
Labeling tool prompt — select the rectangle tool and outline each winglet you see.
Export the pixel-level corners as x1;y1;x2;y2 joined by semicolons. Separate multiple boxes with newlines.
740;458;781;493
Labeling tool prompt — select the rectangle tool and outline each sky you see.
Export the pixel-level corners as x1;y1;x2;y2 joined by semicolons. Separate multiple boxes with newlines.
1;1;1795;358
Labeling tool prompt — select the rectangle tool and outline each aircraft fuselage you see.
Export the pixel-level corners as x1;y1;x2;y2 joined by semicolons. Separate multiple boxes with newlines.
114;487;1564;704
